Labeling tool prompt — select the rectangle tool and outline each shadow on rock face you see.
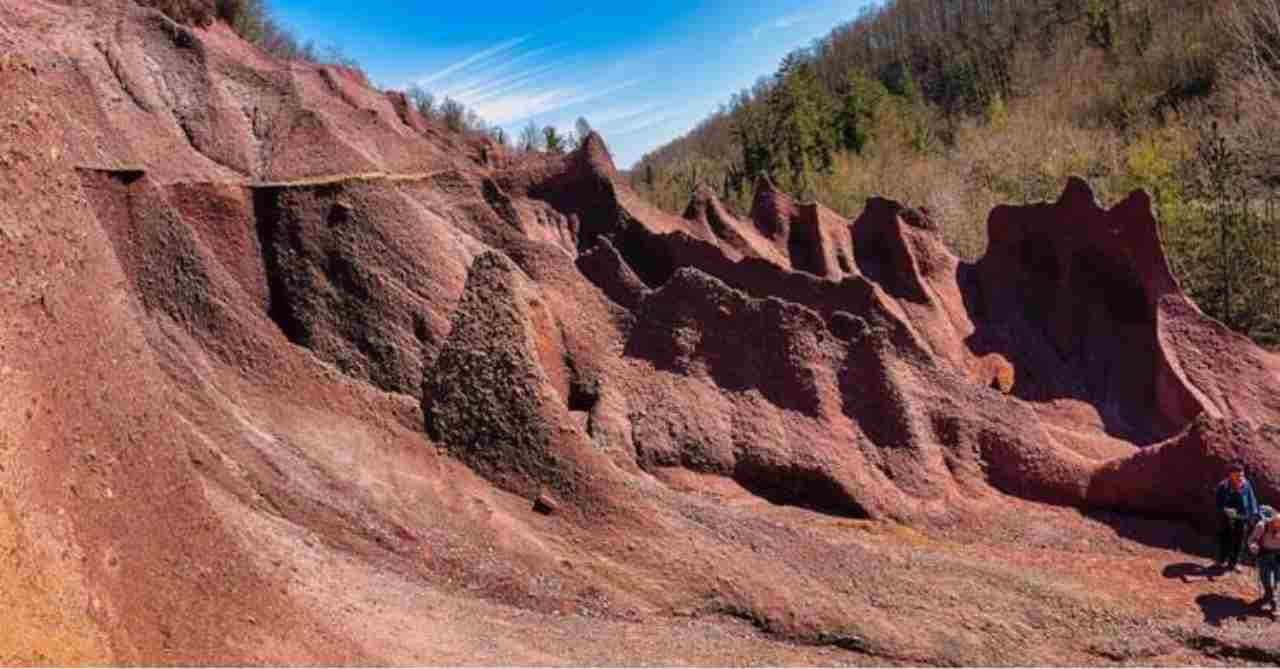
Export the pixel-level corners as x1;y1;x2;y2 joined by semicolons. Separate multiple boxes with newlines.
959;179;1201;447
1163;562;1227;583
1084;509;1213;557
623;268;827;418
731;458;870;519
1196;593;1274;627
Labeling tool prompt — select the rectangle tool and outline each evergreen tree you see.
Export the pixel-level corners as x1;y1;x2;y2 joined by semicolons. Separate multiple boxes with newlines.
731;95;775;179
1086;0;1121;51
768;57;835;187
837;71;887;155
543;126;566;154
883;60;921;106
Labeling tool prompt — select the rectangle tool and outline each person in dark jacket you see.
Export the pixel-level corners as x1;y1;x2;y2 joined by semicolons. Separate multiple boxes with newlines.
1216;461;1260;571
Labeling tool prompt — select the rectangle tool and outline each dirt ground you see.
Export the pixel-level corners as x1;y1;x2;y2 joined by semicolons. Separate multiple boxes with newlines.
1;1;1279;665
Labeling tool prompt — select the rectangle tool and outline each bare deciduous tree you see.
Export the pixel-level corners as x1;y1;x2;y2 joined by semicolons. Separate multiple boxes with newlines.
1227;0;1280;177
519;121;543;153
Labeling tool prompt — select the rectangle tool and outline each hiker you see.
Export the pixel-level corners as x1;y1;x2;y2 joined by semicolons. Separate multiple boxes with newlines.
1248;507;1280;618
1216;461;1260;571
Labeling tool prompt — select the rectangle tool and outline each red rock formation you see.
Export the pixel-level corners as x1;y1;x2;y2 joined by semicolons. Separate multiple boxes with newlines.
423;251;601;500
3;0;1280;664
972;353;1016;394
972;179;1200;443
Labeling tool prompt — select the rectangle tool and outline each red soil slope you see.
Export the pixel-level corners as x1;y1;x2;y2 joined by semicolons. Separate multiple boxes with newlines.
2;1;1280;664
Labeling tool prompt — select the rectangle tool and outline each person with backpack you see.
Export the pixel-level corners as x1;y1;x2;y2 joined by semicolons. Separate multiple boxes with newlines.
1248;507;1280;619
1216;461;1260;571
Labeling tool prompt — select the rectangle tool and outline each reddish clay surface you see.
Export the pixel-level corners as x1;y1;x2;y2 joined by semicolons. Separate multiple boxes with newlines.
2;1;1280;665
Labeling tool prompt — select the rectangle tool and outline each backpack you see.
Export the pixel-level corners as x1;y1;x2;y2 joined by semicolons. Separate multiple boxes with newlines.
1252;505;1277;537
1258;507;1280;549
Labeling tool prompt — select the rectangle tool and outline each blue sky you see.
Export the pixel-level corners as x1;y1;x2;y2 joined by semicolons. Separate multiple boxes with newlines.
270;1;870;168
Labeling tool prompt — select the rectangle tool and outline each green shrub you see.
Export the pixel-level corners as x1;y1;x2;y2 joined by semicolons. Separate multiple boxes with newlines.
216;0;266;43
907;122;934;156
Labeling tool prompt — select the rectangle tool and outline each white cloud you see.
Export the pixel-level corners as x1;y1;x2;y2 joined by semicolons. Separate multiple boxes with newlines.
525;102;658;142
451;63;563;103
438;43;564;98
475;87;579;125
773;12;812;29
738;10;821;42
599;92;727;141
609;110;686;137
436;52;586;109
589;103;662;128
476;77;645;126
413;35;531;87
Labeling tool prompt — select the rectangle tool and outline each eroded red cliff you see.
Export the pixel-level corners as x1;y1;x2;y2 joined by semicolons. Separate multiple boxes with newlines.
3;0;1280;664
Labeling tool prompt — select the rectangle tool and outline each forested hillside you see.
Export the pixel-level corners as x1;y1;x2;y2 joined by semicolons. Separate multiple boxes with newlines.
631;0;1280;347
